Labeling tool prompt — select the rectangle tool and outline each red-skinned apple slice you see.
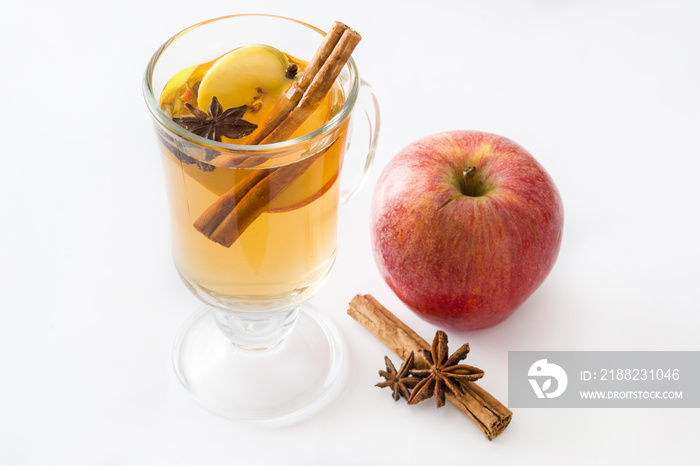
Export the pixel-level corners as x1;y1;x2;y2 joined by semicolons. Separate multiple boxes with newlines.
178;146;340;214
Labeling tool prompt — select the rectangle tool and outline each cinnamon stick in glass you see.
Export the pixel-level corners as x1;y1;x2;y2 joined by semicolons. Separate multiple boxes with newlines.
247;21;352;145
193;22;361;247
347;294;513;440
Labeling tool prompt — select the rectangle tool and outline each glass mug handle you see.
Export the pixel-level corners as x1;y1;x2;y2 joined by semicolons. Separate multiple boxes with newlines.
340;78;381;204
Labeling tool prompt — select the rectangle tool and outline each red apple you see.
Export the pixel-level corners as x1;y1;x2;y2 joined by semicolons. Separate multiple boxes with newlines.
370;130;564;330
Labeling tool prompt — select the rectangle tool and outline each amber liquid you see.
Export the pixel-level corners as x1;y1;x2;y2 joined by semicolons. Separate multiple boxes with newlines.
157;51;347;310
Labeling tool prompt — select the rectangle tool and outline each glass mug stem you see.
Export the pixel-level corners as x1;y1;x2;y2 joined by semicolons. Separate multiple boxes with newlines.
213;307;299;350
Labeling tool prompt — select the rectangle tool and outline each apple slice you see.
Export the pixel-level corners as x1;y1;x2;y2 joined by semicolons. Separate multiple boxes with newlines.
197;45;291;132
159;65;198;118
268;147;341;213
172;45;344;211
176;147;340;214
161;65;196;102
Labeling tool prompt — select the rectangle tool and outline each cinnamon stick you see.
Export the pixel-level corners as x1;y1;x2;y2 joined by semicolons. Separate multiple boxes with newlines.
347;294;513;440
205;147;329;247
193;23;361;246
192;169;268;237
246;21;352;145
260;27;361;144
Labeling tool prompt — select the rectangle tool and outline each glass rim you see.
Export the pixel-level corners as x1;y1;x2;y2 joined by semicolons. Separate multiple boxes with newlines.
142;13;360;152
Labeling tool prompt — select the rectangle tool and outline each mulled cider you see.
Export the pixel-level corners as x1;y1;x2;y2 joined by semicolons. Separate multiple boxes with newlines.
155;24;359;311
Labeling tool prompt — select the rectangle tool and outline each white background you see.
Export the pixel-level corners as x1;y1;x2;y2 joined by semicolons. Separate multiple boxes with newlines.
1;0;698;464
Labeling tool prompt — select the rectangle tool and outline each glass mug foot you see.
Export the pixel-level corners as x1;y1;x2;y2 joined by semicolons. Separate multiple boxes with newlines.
172;304;347;422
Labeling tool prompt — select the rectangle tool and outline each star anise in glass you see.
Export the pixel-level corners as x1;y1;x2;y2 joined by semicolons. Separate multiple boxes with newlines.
376;352;421;402
408;330;485;408
172;96;258;142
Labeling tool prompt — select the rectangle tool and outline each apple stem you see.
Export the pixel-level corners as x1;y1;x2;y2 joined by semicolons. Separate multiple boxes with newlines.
463;165;476;179
460;165;484;197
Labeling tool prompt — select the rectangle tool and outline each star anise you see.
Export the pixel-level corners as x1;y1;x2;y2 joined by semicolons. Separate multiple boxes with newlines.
172;96;258;142
408;331;484;408
376;352;421;401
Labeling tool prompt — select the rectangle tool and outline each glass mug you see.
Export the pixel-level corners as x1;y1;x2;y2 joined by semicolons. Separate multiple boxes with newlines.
143;14;379;420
